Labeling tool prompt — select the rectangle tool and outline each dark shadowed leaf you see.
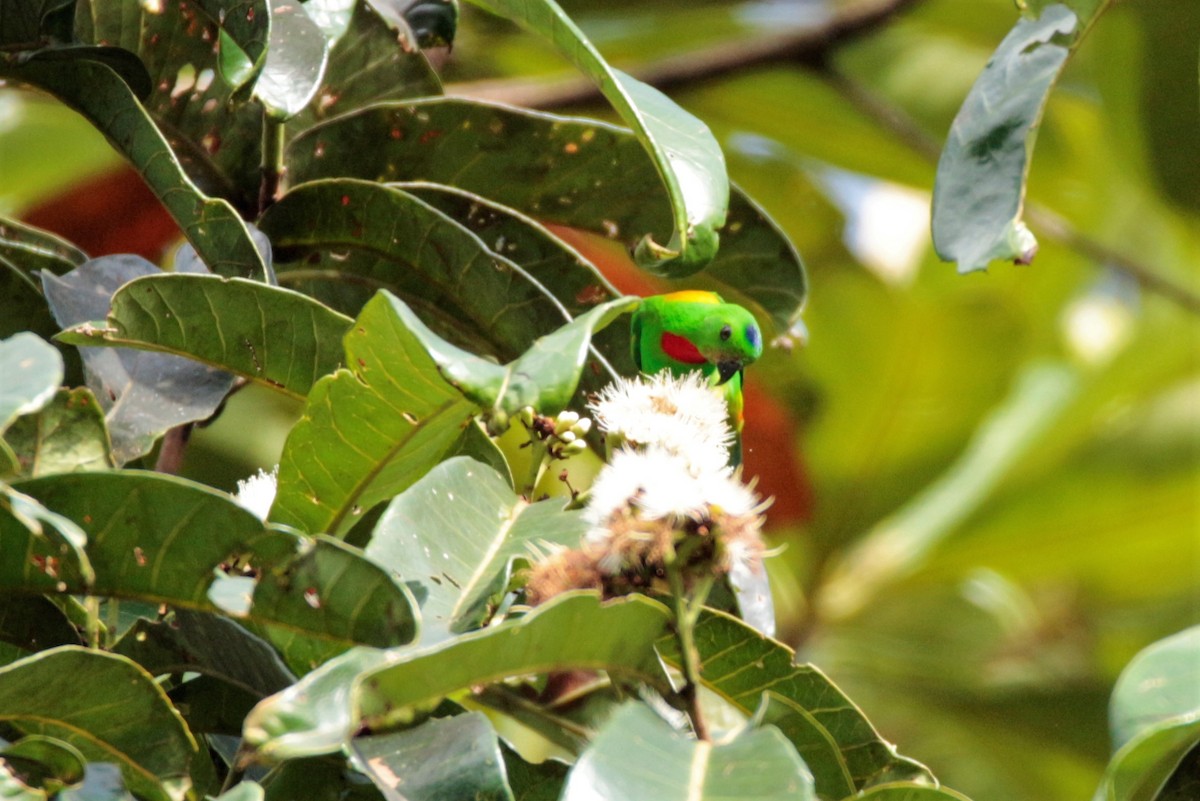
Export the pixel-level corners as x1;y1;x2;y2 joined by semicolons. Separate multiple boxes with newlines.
270;291;478;536
42;256;236;464
0;333;62;432
244;593;670;760
1;55;268;279
0;482;94;591
367;457;586;643
0;217;86;275
932;3;1109;271
0;596;83;655
4;388;113;476
57;274;351;399
261;179;594;362
0;647;204;801
0;734;87;794
562;702;814;801
463;0;728;274
351;713;510;801
0;218;87;346
503;745;568;801
657;609;932;793
286;100;803;329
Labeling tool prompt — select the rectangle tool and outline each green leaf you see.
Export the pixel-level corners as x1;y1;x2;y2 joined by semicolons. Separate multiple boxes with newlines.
57;274;352;399
0;596;83;655
244;593;670;760
4;472;418;660
367;457;587;643
658;608;932;792
189;1;271;88
0;483;94;591
462;0;727;274
351;713;510;801
254;0;329;120
0;217;87;275
1093;627;1200;801
1;735;87;792
262;179;604;362
502;744;567;801
4;388;113;476
0;54;268;280
0;647;204;801
0;333;62;433
562;702;814;801
385;293;637;418
286;100;804;329
270;290;478;536
842;784;975;801
210;781;264;801
932;3;1110;271
42;257;237;464
0;217;86;348
1111;626;1200;749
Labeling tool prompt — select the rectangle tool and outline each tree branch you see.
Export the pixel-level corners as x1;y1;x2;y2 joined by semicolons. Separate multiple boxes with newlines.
445;0;924;109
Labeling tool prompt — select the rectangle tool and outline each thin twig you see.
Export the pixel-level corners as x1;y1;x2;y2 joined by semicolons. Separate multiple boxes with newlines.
445;0;924;108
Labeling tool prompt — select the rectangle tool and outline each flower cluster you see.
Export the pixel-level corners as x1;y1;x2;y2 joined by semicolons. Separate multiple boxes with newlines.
525;373;768;605
518;406;591;460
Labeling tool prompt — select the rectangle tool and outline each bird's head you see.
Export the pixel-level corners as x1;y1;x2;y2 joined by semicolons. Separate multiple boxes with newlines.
658;302;763;385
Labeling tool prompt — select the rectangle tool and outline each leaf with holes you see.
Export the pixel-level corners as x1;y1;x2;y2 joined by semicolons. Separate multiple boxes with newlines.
462;0;726;274
287;100;804;330
367;457;587;643
57;274;351;399
0;54;267;279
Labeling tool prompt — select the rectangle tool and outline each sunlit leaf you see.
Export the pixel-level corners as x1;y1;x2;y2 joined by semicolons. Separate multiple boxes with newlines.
0;333;62;432
562;702;815;801
254;0;329;120
270;290;478;537
367;457;586;642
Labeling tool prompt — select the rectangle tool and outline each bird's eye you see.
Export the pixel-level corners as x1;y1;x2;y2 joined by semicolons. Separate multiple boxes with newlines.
719;324;732;341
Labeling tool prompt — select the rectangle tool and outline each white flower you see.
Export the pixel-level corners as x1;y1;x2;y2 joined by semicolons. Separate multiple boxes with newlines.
234;466;278;521
583;447;706;533
588;372;732;474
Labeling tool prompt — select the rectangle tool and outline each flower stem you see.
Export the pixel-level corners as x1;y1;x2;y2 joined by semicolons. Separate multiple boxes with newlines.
665;561;714;741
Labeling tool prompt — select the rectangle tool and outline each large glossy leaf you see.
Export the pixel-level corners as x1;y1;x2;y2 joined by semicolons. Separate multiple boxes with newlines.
270;290;478;536
0;333;62;432
367;457;587;643
0;647;204;801
286;100;805;329
384;292;637;418
4;472;418;659
1;54;268;280
657;608;932;793
351;713;510;801
4;388;113;476
42;256;236;464
253;0;329;120
58;274;352;399
1094;627;1200;801
244;593;671;759
562;702;814;801
932;3;1111;272
463;0;728;275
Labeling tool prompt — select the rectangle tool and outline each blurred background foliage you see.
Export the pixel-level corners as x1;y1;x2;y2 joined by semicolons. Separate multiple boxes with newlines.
1;0;1196;799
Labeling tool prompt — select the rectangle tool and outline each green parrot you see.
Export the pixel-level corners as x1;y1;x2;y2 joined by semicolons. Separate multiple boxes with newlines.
630;290;764;465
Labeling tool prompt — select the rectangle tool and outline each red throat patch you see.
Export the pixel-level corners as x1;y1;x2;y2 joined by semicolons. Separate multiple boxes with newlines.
660;332;707;365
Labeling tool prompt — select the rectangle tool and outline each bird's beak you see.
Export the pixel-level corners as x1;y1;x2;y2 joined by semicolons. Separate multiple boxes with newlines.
716;360;742;385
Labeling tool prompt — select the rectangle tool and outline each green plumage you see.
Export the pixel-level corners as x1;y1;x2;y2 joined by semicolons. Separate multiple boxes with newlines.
630;291;763;466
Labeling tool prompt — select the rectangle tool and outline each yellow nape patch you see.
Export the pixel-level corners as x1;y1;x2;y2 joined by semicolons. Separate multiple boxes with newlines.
661;290;721;305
